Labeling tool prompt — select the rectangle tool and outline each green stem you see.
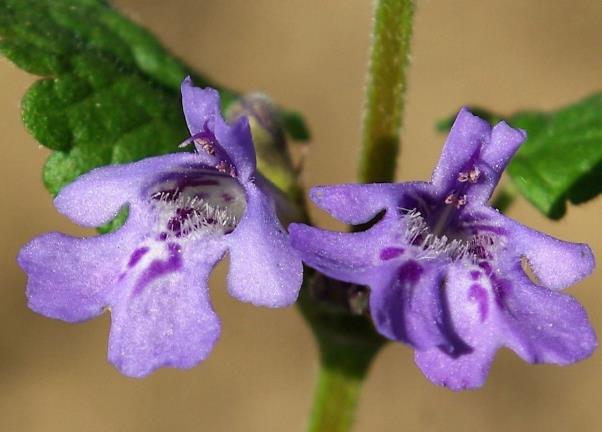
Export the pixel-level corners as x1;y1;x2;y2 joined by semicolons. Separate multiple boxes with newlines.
299;277;385;432
307;340;380;432
358;0;415;183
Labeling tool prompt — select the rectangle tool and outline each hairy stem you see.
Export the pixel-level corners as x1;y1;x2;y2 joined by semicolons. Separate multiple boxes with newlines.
307;343;379;432
358;0;415;183
300;275;385;432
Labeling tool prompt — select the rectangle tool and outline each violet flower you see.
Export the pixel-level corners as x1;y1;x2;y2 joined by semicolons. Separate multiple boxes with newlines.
289;108;596;390
18;78;303;377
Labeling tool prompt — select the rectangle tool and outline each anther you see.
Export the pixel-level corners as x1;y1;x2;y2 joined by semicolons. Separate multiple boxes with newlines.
445;193;467;209
468;166;481;183
458;167;481;183
194;138;216;156
216;161;237;178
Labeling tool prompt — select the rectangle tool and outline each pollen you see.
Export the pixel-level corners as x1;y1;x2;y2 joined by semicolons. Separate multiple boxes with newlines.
458;166;481;183
445;193;467;208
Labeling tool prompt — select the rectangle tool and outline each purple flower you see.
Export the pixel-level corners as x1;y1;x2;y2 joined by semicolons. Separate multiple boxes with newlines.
18;78;303;377
290;108;596;390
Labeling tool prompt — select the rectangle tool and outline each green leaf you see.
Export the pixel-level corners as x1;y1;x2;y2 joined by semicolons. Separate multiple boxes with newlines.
437;93;602;219
0;0;308;197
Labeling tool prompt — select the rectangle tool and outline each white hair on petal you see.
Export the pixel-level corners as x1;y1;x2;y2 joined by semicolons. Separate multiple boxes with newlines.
151;189;239;241
401;208;498;263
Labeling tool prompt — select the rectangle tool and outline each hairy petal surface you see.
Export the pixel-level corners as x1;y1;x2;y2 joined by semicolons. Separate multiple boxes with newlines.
226;183;302;307
482;208;595;290
370;260;449;350
18;224;142;322
108;240;226;377
415;264;504;390
289;222;392;285
431;108;491;193
54;153;208;227
503;266;597;365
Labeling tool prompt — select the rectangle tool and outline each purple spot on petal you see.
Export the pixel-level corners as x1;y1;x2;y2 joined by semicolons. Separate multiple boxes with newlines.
167;208;197;237
397;260;422;284
187;179;220;187
380;247;405;261
468;284;488;321
493;279;512;309
133;243;182;295
470;270;481;280
221;192;234;203
478;261;493;275
158;232;168;241
127;247;149;268
467;224;506;236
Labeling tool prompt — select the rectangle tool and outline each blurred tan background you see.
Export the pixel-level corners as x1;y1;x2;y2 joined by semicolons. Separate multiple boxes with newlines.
1;0;602;431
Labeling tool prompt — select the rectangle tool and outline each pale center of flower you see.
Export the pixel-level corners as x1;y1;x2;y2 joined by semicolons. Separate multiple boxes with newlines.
401;209;496;263
149;170;246;240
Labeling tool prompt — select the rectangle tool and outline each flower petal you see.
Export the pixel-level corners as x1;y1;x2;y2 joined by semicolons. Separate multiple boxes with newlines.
431;107;491;192
288;223;392;285
17;226;141;322
181;77;256;180
180;77;221;134
310;182;429;225
226;183;302;307
107;240;226;377
481;122;525;182
502;266;597;365
370;260;450;350
414;264;503;390
468;122;526;203
55;152;208;227
483;208;594;290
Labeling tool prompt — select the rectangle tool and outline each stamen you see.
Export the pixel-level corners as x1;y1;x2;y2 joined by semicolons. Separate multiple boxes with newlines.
457;167;481;183
194;138;216;156
445;193;467;209
401;209;497;263
468;166;481;183
152;192;239;240
216;160;237;178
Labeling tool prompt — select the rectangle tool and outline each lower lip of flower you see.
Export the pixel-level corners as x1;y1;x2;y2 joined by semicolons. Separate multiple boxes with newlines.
150;169;247;240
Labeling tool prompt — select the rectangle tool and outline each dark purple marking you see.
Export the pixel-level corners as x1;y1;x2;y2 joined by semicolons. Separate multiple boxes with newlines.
477;260;511;309
478;261;493;275
397;260;422;285
380;247;405;261
466;224;506;236
158;232;168;241
167;208;197;237
186;178;220;187
221;192;234;203
151;189;180;201
151;171;231;198
468;284;489;322
132;243;182;295
493;279;512;309
470;270;481;280
128;247;149;268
